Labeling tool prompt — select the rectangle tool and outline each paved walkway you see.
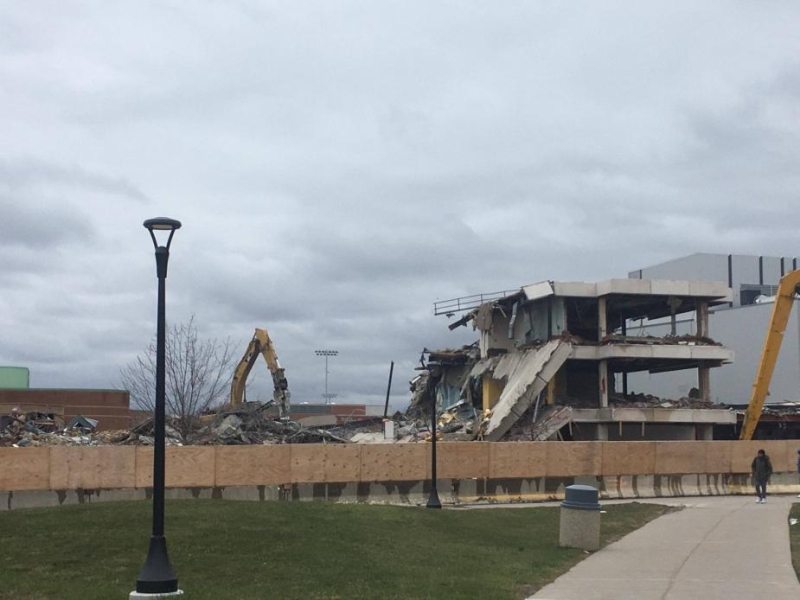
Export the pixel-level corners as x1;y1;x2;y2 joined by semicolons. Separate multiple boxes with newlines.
528;495;800;600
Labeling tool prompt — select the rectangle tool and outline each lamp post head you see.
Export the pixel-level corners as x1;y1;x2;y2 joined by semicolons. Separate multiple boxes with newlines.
144;217;181;278
144;217;182;251
144;217;182;231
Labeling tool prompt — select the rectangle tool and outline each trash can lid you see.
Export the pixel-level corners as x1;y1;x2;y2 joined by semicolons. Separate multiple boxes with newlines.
561;484;600;511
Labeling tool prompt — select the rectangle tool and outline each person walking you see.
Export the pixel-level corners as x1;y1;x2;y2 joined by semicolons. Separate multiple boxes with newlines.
751;448;773;503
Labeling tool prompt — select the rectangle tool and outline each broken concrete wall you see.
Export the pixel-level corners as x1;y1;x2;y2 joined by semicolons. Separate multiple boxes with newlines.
435;366;470;411
480;340;573;441
476;296;568;357
478;309;515;357
520;298;566;345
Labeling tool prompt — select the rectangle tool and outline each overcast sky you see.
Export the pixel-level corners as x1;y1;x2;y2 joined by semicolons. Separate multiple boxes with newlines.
1;2;799;410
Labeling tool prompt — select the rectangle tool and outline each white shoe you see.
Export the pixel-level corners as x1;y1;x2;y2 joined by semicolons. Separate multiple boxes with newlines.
796;494;800;498
756;498;762;503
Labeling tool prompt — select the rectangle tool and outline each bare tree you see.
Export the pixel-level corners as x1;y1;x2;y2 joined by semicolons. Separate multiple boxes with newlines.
121;316;238;442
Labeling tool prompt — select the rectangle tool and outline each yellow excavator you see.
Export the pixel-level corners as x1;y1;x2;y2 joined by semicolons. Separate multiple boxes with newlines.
230;328;290;420
739;269;800;440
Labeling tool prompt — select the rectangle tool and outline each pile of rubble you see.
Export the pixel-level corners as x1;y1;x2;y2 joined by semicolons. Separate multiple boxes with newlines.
600;333;722;347
193;403;351;445
6;385;725;448
406;368;487;441
608;391;719;410
0;411;141;448
1;402;412;447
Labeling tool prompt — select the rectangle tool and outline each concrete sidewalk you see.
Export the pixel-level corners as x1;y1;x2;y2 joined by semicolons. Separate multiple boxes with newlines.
528;495;800;600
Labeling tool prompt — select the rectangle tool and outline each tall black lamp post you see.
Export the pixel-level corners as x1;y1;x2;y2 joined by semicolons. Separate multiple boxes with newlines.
426;394;441;509
134;217;182;597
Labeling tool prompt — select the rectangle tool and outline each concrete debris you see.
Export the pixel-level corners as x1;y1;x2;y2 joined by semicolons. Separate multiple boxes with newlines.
0;410;64;440
529;406;574;441
481;340;573;441
0;410;78;447
66;415;98;432
0;403;329;447
600;334;722;347
213;414;244;442
437;401;478;435
0;417;183;447
608;392;716;410
400;331;741;443
2;425;129;448
349;432;387;444
0;400;417;446
407;371;435;420
192;403;369;445
131;418;183;445
190;406;324;444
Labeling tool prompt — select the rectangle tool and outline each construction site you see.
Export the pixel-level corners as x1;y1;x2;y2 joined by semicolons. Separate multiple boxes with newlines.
3;253;800;509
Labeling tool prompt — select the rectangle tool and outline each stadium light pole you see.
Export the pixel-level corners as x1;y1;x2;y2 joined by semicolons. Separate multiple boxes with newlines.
315;349;338;404
132;217;183;598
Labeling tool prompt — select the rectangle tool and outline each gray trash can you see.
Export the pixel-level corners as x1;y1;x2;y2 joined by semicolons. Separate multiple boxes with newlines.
559;484;601;551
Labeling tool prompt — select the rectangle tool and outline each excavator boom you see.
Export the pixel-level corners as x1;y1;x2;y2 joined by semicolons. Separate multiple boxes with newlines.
230;328;291;420
739;269;800;440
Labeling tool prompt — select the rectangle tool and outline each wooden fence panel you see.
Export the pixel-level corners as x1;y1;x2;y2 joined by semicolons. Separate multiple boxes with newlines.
489;443;547;479
546;442;602;476
291;445;361;483
655;442;706;475
50;447;135;490
215;446;291;486
0;447;50;491
601;442;656;476
438;442;490;479
136;446;217;488
2;441;798;493
360;444;428;482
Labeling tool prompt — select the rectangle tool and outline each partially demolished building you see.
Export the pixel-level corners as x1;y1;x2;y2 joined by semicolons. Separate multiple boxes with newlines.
419;279;737;442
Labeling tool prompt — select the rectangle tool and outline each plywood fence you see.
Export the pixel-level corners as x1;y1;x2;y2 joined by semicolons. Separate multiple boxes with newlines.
1;440;797;492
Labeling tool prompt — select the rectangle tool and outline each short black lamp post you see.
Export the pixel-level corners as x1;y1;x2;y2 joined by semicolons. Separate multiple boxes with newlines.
133;217;182;597
426;395;442;509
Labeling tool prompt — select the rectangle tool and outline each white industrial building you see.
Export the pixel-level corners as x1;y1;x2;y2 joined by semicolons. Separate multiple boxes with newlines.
627;253;800;406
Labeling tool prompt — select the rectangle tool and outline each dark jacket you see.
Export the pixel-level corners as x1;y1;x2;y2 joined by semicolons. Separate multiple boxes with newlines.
752;454;773;481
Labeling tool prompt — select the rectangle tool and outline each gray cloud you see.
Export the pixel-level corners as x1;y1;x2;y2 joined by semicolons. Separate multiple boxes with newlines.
0;195;95;251
0;159;149;202
1;2;799;409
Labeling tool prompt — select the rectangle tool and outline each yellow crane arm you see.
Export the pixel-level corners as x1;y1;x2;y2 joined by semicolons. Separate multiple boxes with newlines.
230;328;291;419
739;269;800;440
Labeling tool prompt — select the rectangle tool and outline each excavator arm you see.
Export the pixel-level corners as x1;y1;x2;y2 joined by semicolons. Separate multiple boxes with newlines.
739;269;800;440
230;328;291;420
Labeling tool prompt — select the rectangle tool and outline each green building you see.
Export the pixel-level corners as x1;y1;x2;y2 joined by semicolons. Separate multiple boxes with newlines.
0;366;30;390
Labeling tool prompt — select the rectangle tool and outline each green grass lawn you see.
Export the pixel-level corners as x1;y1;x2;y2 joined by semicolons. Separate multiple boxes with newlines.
0;500;669;600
